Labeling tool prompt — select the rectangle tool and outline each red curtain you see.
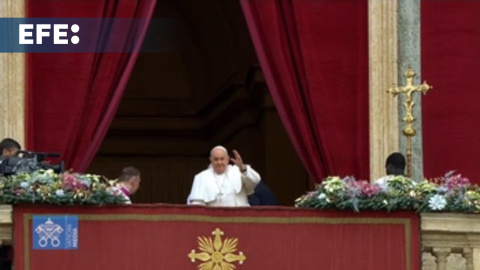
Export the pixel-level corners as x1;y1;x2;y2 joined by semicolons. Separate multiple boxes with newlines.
421;0;480;181
15;205;421;270
241;0;369;182
26;0;156;172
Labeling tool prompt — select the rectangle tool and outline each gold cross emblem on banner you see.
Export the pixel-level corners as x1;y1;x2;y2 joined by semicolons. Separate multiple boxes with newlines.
188;228;246;270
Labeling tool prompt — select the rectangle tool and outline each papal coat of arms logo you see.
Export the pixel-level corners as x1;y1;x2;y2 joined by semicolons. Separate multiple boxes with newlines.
35;218;64;247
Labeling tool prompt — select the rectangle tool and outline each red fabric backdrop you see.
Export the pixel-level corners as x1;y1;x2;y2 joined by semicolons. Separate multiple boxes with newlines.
421;0;480;181
241;0;369;182
26;0;156;172
14;205;421;270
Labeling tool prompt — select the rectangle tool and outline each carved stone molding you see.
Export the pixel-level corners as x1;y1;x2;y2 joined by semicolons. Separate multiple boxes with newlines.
0;0;25;145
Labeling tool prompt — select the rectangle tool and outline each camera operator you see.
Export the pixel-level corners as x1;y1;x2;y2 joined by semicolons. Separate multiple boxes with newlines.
0;138;21;158
0;138;63;176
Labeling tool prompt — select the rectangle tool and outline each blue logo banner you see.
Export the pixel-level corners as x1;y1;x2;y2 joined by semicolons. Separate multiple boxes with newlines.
0;18;179;53
33;215;79;250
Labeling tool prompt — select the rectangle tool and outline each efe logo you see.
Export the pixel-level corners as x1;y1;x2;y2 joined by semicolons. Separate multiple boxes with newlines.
19;23;80;45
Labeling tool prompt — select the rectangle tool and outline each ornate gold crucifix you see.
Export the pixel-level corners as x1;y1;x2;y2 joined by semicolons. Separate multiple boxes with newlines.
387;67;432;178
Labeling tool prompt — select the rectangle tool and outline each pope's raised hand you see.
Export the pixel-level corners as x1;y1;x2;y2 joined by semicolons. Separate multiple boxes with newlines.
230;150;246;171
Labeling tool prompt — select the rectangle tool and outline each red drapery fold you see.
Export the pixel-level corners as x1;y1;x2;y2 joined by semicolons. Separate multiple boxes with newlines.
240;0;369;182
421;0;480;181
26;0;156;172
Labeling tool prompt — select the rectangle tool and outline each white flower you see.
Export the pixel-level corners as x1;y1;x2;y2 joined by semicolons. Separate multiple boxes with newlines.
20;182;29;189
428;194;447;211
377;182;389;193
436;186;448;193
55;189;64;197
317;193;326;200
39;169;54;178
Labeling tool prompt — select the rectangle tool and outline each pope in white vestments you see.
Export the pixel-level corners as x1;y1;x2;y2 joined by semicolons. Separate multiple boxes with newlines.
187;146;261;207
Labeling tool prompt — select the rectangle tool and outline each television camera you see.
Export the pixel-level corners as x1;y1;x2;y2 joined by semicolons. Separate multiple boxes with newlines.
0;150;64;176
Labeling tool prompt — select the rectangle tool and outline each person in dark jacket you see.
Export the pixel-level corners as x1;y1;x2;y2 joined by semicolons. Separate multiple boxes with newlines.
248;181;278;206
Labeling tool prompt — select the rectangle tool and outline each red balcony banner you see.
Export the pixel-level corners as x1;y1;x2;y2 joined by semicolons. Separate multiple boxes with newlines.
14;205;420;270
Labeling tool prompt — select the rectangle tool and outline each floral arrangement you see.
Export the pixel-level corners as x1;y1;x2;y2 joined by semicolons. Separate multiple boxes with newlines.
0;169;127;205
295;172;480;212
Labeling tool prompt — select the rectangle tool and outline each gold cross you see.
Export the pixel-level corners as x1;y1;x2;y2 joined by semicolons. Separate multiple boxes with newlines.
387;67;432;137
387;67;432;178
188;228;246;270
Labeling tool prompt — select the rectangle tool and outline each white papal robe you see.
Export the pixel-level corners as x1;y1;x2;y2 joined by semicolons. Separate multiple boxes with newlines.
187;164;261;207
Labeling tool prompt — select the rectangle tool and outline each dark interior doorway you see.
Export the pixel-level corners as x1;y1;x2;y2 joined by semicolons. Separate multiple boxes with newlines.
88;0;309;205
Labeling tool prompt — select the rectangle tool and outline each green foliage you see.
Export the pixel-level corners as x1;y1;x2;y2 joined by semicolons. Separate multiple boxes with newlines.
295;174;480;213
0;170;126;205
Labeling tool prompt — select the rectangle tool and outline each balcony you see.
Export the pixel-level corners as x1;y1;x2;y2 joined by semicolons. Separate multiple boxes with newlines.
0;205;479;269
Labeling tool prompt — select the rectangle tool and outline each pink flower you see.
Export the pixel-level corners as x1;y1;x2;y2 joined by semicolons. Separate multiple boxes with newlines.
61;173;88;191
444;174;470;190
347;180;380;197
14;189;24;196
361;184;380;197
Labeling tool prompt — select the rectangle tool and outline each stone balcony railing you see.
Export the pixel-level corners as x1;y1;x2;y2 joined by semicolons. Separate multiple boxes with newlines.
422;213;480;270
0;205;479;269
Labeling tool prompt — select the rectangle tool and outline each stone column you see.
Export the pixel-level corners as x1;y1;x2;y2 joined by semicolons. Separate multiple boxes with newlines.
0;0;26;146
398;0;423;180
472;246;480;270
463;247;474;270
432;247;451;270
368;0;399;180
